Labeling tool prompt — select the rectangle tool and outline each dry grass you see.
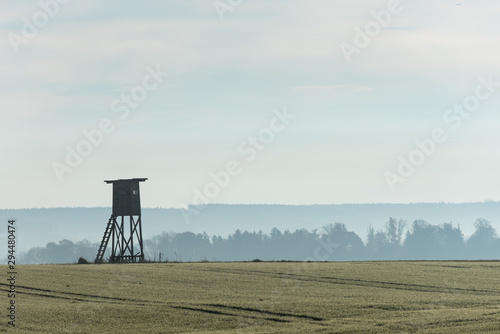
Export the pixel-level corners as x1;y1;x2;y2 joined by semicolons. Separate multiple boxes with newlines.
1;261;500;333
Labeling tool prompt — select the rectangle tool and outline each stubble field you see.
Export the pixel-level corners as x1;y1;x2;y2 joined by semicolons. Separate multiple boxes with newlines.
1;261;500;333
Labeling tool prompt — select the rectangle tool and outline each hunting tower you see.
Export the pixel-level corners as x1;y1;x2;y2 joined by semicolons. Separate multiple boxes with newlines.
95;178;147;263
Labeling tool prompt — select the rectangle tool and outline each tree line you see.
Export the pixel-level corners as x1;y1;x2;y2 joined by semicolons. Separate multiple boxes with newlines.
14;218;500;264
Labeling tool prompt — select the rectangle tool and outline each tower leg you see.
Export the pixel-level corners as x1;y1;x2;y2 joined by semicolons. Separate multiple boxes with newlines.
101;214;144;263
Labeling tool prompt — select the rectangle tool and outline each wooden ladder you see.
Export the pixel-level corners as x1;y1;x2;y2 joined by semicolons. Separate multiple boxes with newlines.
95;217;113;263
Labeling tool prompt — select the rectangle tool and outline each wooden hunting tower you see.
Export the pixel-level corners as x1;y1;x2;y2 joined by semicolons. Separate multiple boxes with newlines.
95;178;147;263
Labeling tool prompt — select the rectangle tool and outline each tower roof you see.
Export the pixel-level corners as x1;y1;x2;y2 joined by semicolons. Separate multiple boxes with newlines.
104;178;148;184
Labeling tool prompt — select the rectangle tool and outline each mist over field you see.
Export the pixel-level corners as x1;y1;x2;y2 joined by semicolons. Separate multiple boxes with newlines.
1;202;499;252
2;202;500;264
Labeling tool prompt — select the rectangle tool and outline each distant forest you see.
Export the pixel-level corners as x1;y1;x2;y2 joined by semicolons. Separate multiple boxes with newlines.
15;217;500;264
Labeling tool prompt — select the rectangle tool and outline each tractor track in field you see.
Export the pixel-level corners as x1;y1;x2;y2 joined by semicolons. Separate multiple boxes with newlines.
187;266;500;296
173;304;326;324
0;282;324;325
172;305;290;323
207;304;324;321
0;282;153;305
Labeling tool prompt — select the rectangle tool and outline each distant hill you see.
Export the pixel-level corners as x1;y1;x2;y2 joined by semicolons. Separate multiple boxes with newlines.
1;202;499;252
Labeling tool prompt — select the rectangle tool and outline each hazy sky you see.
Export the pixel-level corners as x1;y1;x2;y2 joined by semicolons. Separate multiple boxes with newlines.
2;0;500;209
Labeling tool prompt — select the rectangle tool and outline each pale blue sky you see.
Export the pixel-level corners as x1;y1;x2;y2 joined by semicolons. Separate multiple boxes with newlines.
1;0;500;208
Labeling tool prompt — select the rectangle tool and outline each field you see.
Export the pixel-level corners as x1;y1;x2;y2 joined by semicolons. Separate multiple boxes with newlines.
1;261;500;333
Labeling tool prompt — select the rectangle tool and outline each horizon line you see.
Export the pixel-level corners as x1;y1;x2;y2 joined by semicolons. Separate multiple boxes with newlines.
2;200;500;211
